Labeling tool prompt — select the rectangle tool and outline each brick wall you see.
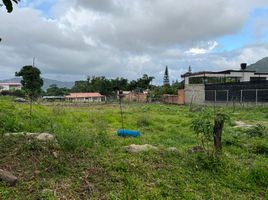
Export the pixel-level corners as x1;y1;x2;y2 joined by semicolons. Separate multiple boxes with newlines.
123;92;148;103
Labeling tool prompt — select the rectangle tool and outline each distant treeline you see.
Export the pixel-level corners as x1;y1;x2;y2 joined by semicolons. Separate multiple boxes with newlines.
1;74;184;100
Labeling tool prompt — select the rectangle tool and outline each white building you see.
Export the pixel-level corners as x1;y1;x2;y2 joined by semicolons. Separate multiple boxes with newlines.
181;64;268;104
0;83;22;91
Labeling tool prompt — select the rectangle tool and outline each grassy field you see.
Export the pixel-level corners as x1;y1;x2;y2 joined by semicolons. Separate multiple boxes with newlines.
0;97;268;199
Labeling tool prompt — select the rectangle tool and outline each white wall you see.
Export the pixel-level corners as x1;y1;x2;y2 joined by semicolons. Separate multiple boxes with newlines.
184;84;205;105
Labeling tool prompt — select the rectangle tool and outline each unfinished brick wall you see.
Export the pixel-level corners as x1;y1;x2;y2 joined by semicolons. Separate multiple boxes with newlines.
178;89;185;105
123;92;148;103
162;94;178;104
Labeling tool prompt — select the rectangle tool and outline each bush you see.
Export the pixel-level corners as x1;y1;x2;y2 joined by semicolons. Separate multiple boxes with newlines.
0;90;10;96
191;109;214;153
245;124;267;138
250;140;268;155
13;90;26;98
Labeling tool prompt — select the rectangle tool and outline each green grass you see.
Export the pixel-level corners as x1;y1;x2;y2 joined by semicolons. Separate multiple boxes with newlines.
0;98;268;199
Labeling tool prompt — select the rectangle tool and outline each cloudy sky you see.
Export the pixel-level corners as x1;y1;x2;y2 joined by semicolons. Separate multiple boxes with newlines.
1;0;268;84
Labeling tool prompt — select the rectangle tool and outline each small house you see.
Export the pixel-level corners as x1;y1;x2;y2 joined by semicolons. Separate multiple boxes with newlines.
0;83;22;91
65;92;106;102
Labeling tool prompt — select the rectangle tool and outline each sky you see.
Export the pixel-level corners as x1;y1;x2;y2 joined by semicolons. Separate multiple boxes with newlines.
1;0;268;84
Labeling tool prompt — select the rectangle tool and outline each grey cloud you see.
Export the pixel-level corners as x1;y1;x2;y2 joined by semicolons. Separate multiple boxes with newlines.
69;0;248;52
76;0;116;13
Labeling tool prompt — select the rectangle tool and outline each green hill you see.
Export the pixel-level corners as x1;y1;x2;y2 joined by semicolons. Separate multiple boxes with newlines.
248;57;268;72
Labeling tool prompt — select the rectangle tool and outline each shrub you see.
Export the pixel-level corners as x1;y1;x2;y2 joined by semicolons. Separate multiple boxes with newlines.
191;109;229;154
245;124;267;138
250;140;268;155
191;109;214;153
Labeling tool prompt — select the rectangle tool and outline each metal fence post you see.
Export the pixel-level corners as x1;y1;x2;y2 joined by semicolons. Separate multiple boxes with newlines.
240;90;243;103
256;89;258;106
227;90;229;103
214;90;217;103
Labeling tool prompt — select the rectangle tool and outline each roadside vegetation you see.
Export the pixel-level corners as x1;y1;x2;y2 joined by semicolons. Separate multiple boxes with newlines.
0;97;268;199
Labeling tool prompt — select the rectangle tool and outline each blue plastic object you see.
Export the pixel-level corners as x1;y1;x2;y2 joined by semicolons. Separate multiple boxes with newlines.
117;129;141;137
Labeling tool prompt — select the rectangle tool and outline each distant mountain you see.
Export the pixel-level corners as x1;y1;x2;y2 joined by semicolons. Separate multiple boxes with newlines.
0;77;74;90
248;57;268;72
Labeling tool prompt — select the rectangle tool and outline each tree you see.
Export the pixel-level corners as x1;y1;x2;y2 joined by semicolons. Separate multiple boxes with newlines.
46;84;70;96
0;0;20;42
137;74;154;90
72;76;130;97
163;66;170;86
1;0;20;13
188;65;192;73
129;74;154;91
192;110;229;155
110;77;128;91
90;76;112;96
15;65;43;129
16;66;43;100
72;80;89;92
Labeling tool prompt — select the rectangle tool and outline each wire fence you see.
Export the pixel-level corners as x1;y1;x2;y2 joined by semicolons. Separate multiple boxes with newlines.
205;89;268;105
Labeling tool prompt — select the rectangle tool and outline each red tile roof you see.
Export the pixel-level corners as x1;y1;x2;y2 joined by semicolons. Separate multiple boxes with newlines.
65;93;104;98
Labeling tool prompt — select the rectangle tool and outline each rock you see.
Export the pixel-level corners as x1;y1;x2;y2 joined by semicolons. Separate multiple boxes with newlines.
52;151;58;158
124;144;158;153
4;132;38;137
14;98;27;103
34;170;41;175
0;169;18;186
26;132;39;137
234;121;253;129
35;133;55;141
188;146;205;154
5;132;56;141
167;147;177;152
4;132;25;137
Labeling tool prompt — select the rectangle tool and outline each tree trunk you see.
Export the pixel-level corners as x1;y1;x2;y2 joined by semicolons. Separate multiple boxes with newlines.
213;114;225;152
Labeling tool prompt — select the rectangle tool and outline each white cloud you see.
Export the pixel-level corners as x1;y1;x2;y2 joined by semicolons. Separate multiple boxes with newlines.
186;41;219;55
